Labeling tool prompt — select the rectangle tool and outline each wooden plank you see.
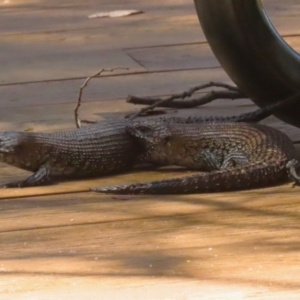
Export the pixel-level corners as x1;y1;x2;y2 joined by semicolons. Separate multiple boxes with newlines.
0;169;194;199
0;94;269;133
1;197;300;298
1;279;299;300
264;0;300;35
126;43;218;71
1;182;300;232
1;35;299;84
2;0;299;37
283;36;300;53
0;0;201;83
125;37;300;72
0;68;233;109
0;43;146;84
1;0;200;38
1;0;300;84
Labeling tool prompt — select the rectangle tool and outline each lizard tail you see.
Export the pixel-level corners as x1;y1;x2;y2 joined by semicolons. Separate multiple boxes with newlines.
91;160;290;195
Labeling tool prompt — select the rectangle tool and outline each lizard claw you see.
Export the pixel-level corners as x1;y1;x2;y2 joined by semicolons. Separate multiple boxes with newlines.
286;159;300;187
2;181;23;188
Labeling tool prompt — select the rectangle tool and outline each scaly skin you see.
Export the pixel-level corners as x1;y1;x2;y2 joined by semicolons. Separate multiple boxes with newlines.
92;122;300;194
1;92;299;188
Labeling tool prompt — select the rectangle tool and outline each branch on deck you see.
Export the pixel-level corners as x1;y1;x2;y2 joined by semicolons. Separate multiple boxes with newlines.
127;90;245;108
126;81;246;120
74;67;129;128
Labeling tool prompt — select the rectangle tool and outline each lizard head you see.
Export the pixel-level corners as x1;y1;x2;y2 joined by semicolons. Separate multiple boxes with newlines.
0;131;42;171
0;132;28;165
126;120;172;149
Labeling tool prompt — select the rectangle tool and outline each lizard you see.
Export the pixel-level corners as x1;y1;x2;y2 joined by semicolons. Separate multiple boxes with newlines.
0;119;142;188
1;92;299;188
91;121;300;194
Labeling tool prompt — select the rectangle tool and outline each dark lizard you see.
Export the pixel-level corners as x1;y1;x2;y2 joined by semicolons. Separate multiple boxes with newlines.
1;92;299;188
0;119;142;188
92;121;300;194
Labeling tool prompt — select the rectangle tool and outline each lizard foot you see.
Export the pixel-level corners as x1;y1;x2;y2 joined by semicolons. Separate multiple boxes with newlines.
286;159;300;187
2;180;56;189
2;166;56;188
2;181;30;188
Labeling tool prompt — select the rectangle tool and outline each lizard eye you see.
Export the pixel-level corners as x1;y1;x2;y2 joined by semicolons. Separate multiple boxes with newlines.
127;124;154;139
136;125;152;134
162;136;170;145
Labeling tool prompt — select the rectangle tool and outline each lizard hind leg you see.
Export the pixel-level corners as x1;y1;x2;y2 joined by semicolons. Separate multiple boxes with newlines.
221;151;249;169
193;149;222;171
3;165;54;188
193;150;249;171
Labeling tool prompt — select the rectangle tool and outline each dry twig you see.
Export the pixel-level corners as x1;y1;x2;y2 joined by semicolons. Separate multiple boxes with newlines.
127;81;245;120
127;90;245;108
74;67;129;128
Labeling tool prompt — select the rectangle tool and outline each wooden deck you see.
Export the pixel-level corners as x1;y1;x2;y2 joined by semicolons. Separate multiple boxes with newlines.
1;0;300;298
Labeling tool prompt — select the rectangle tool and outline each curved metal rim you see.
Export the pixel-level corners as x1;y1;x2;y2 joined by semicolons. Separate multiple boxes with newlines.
193;0;300;127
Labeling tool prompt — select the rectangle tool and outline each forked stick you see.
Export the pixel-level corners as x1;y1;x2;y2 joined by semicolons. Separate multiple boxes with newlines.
74;67;129;128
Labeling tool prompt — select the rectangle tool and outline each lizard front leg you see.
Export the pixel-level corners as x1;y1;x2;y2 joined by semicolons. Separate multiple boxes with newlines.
3;165;54;188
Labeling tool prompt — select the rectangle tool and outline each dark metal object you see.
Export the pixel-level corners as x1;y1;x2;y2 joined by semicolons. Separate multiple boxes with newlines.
193;0;300;127
91;121;300;194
